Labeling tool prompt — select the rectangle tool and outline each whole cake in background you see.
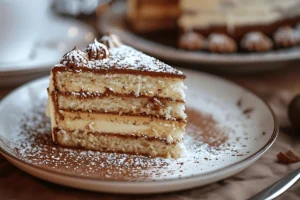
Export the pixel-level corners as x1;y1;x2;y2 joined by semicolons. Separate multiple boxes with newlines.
46;34;187;158
127;0;300;53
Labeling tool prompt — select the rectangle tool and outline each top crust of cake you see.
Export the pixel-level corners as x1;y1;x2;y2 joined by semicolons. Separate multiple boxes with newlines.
88;45;184;76
55;35;185;78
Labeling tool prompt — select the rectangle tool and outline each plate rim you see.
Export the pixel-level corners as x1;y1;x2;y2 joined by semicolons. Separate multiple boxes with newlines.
0;70;279;184
97;2;300;66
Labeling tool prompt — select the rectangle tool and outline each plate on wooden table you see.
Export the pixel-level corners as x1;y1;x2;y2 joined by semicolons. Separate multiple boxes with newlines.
97;1;300;74
0;69;278;194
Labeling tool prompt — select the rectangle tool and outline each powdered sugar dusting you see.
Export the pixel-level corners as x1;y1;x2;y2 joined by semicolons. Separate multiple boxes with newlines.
87;39;109;56
60;48;88;66
56;38;184;75
244;32;263;43
209;34;229;45
0;101;253;182
86;45;183;75
86;39;109;60
181;32;204;44
274;27;296;41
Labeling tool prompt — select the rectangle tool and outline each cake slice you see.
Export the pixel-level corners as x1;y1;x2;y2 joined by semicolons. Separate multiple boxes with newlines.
46;34;187;158
127;0;180;32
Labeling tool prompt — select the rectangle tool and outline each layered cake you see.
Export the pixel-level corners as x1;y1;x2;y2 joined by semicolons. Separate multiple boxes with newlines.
46;34;187;158
127;0;300;52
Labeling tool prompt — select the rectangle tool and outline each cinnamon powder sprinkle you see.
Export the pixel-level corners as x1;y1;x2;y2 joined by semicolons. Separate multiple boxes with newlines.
243;108;254;115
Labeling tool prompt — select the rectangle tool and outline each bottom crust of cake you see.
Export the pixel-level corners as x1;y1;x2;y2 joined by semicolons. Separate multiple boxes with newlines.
53;129;183;158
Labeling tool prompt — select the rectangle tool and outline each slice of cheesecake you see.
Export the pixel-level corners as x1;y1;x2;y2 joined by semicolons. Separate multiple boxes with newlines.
46;34;187;158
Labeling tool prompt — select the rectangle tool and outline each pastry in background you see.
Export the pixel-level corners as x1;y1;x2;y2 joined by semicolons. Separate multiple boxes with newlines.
127;0;300;52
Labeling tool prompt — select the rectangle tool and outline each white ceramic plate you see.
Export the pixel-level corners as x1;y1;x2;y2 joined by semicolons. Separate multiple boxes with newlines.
0;69;278;194
98;2;300;73
0;14;95;86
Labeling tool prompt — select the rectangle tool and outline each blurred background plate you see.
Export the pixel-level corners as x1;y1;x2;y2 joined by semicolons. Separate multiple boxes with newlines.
98;1;300;74
0;13;95;86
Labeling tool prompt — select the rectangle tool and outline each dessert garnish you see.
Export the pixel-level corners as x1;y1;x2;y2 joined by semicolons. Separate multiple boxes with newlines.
179;32;206;50
60;46;88;69
241;32;273;52
207;33;237;53
86;38;110;60
274;26;298;48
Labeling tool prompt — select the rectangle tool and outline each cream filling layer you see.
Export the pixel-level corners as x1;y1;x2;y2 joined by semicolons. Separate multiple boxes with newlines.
55;129;183;158
56;111;186;143
58;94;186;120
54;72;186;101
